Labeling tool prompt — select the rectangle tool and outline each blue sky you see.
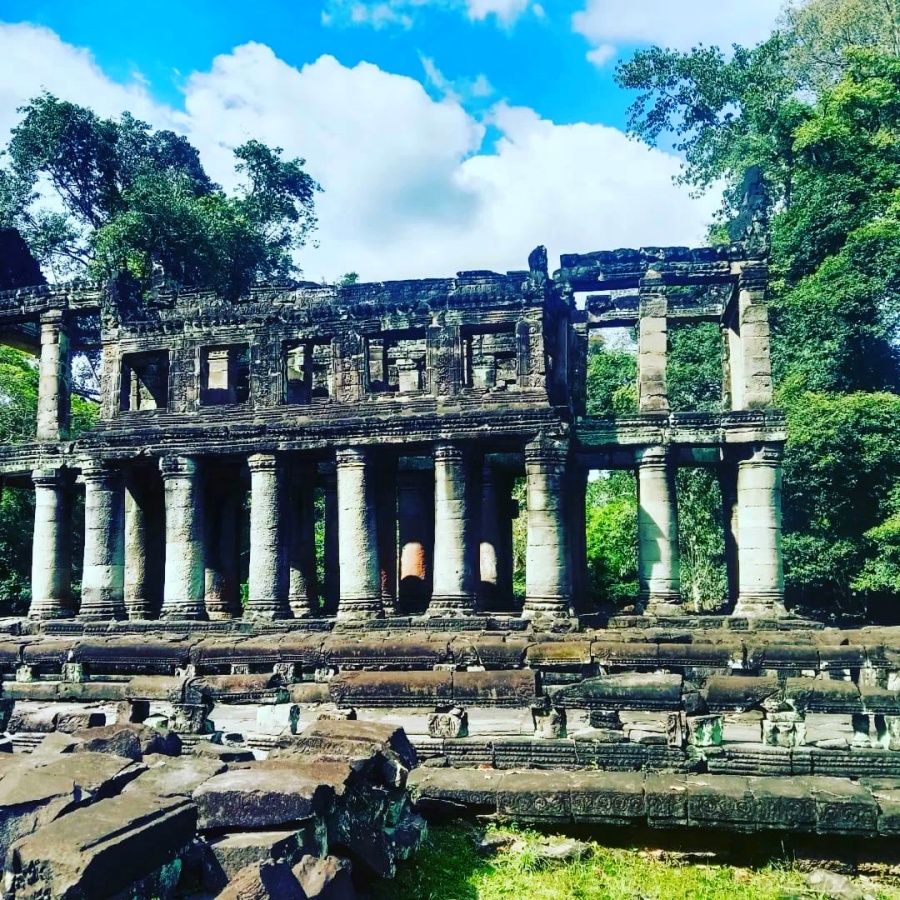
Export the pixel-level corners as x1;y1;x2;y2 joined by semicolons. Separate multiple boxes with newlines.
0;1;785;280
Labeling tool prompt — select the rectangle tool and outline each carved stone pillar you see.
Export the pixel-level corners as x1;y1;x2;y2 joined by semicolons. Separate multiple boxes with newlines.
638;272;668;413
160;456;206;620
718;461;740;608
28;468;73;619
321;467;340;616
79;462;126;621
566;465;589;615
204;474;243;620
37;311;70;441
376;459;398;616
636;447;682;615
336;448;381;621
734;444;787;618
523;437;571;619
731;262;774;410
480;466;515;612
429;443;478;616
289;459;319;618
398;468;432;614
124;472;161;620
246;453;290;620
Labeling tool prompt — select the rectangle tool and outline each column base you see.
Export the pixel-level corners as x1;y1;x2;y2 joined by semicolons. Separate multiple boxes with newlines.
243;600;292;621
426;594;477;617
640;591;685;617
522;595;571;620
733;592;789;619
125;598;155;621
160;605;209;622
78;608;126;622
28;599;75;620
336;597;383;621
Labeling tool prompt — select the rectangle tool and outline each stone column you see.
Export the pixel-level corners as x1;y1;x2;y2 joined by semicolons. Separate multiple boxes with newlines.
732;262;774;410
376;460;398;616
79;462;126;621
566;465;589;615
523;437;571;619
289;460;319;618
734;444;787;618
636;447;682;615
718;462;740;608
160;456;206;620
204;475;243;620
638;271;668;413
429;443;478;616
28;468;73;619
246;453;290;620
322;467;340;616
480;466;516;612
37;311;70;441
336;448;382;621
398;467;432;614
124;473;159;620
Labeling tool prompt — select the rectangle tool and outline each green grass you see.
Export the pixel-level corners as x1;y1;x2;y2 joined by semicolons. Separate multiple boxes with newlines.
371;823;900;900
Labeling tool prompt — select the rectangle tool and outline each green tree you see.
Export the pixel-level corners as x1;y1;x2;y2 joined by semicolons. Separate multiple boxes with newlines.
585;335;637;416
585;472;638;605
0;95;320;296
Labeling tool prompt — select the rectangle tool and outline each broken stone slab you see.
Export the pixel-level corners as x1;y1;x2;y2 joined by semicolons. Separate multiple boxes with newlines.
171;701;214;735
186;674;290;705
530;838;592;864
202;825;326;892
0;769;79;866
216;860;306;900
270;719;417;771
317;707;357;721
810;777;879;834
4;769;184;900
8;703;101;735
126;755;226;798
192;740;255;764
292;854;355;900
193;762;337;831
407;767;504;816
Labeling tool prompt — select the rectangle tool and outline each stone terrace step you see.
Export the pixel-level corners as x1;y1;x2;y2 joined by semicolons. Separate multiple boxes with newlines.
407;767;900;837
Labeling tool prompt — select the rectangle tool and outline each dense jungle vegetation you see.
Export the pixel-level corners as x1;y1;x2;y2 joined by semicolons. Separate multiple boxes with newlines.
1;0;900;619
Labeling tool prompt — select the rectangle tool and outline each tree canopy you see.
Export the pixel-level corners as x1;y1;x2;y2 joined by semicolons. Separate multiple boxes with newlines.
0;94;320;297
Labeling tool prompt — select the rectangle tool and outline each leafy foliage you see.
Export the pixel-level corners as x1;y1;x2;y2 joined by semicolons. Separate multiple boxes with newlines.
0;94;319;295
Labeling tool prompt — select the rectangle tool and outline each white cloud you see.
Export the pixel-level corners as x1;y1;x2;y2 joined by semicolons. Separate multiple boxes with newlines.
573;0;784;66
0;22;718;283
322;0;538;28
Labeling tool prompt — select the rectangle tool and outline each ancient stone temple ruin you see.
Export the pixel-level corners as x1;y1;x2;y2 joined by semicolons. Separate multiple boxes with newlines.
1;242;785;626
3;237;899;900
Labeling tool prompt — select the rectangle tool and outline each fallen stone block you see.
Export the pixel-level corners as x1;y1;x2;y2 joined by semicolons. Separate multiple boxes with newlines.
0;751;147;863
688;715;723;748
127;755;226;798
810;777;879;834
192;739;255;763
703;676;780;712
5;790;195;899
293;854;356;900
452;670;538;707
193;762;336;831
202;825;326;891
271;719;417;771
217;860;305;900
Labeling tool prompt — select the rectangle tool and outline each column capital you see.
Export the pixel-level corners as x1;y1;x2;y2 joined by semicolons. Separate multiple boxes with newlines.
159;456;198;479
31;467;69;488
525;434;568;466
80;460;122;488
247;452;282;473
335;446;370;469
39;309;66;328
634;445;673;468
742;443;784;467
433;442;465;464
